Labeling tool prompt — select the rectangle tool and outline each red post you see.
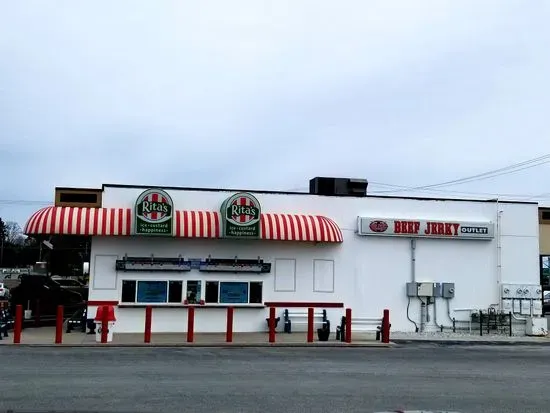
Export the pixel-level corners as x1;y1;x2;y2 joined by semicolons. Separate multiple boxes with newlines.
226;307;234;343
345;308;352;343
307;307;314;343
100;305;108;343
144;306;152;343
13;305;23;344
55;305;64;344
34;299;40;327
382;308;390;343
268;306;276;343
187;306;195;343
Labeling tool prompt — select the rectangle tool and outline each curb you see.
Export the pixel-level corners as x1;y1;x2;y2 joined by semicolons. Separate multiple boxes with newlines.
0;342;394;349
391;339;550;346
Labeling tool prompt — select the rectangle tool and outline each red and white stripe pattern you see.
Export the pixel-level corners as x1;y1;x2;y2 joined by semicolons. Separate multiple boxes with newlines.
260;214;343;243
143;192;168;221
174;211;342;242
24;207;132;236
175;210;221;238
230;195;257;224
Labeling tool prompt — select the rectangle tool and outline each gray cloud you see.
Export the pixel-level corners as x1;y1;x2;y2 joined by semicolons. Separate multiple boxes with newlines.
1;0;550;227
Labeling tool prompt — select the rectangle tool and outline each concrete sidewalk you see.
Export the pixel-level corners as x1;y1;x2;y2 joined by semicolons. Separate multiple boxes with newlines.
390;331;550;346
3;327;549;347
0;327;390;347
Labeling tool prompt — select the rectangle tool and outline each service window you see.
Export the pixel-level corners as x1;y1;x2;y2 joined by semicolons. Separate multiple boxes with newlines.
121;280;137;303
168;281;183;303
121;280;178;304
205;281;219;303
137;281;168;303
220;282;249;304
250;282;263;304
186;280;201;304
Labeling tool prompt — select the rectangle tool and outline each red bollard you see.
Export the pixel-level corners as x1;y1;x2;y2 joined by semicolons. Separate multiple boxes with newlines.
382;309;390;343
268;307;276;343
101;305;109;343
55;305;64;344
187;306;194;343
144;306;152;343
34;299;40;327
345;308;352;343
13;305;23;344
307;307;314;343
226;307;234;343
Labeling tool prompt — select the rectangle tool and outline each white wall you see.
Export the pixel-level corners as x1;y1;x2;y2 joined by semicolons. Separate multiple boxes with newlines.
87;186;540;333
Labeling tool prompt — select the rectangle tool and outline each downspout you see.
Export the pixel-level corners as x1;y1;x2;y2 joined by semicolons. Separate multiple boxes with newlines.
496;198;502;288
433;296;447;331
407;238;419;332
411;238;416;283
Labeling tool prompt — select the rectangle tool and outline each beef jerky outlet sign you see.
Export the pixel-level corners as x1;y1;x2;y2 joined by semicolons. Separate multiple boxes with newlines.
358;217;494;240
134;188;174;236
221;192;261;238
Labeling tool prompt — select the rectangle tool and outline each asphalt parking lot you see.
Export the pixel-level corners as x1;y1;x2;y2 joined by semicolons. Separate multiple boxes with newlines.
0;344;548;413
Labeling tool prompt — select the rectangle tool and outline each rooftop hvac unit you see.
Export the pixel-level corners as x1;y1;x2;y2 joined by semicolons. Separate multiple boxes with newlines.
309;177;368;197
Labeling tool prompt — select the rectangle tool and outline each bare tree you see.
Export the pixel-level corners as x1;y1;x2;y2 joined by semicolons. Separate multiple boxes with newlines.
3;221;25;245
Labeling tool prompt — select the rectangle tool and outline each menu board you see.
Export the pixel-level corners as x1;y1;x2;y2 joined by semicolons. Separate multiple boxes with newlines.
137;281;168;303
219;282;248;304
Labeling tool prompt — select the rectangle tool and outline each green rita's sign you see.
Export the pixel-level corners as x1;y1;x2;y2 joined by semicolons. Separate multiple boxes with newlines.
221;192;261;238
134;188;174;236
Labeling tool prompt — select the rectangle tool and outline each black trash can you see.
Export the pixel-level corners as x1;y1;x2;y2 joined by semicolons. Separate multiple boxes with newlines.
317;327;330;341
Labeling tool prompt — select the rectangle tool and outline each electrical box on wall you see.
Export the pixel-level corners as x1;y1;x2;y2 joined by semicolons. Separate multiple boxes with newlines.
417;282;434;297
442;283;455;299
501;299;513;312
406;282;455;298
406;283;418;297
533;300;543;316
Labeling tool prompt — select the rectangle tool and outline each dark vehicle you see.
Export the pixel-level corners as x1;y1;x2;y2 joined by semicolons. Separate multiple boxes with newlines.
9;274;85;321
51;276;89;300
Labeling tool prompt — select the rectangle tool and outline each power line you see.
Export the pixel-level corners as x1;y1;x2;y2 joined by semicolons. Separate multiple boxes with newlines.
371;153;550;194
368;182;550;200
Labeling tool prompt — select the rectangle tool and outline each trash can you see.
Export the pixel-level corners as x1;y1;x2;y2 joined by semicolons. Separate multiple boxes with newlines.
94;306;116;343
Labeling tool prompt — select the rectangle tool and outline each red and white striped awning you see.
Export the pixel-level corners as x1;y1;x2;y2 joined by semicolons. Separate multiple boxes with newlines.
175;210;221;238
174;211;343;242
24;207;132;236
24;207;343;242
260;214;343;242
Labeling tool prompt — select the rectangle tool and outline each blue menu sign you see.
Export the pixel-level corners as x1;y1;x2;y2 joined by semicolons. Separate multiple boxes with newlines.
137;281;168;303
219;282;248;304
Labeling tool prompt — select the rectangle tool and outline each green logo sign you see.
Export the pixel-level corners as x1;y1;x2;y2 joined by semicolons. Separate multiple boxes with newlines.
221;193;261;238
134;188;174;236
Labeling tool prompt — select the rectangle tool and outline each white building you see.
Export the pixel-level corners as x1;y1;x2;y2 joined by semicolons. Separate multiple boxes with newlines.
23;178;542;334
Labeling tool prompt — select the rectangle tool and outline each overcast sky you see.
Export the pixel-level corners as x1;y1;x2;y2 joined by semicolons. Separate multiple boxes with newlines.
1;1;550;227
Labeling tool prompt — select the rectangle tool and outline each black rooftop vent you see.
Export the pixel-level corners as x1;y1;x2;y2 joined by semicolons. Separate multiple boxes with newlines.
309;177;368;197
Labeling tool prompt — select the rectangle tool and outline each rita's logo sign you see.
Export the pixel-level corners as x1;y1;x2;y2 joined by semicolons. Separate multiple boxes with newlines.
134;188;174;236
221;192;261;238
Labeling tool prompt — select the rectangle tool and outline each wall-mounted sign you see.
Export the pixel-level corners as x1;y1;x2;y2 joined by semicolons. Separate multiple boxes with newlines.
135;188;174;236
357;217;494;240
221;192;261;238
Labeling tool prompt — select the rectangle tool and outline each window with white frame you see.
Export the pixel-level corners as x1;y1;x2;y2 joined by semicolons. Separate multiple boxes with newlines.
121;280;263;305
185;280;201;304
121;280;183;304
205;281;263;304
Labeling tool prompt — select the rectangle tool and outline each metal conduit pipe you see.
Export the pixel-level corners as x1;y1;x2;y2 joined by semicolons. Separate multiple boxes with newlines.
433;298;450;332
